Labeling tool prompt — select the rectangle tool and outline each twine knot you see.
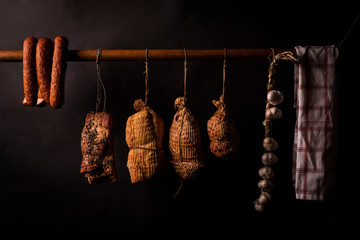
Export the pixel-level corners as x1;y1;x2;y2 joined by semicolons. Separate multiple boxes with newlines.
212;94;226;110
133;99;146;111
174;97;186;110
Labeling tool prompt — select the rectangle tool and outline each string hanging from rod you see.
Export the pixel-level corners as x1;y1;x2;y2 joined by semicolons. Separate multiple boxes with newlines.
183;48;187;103
222;48;227;101
144;48;149;106
95;48;107;113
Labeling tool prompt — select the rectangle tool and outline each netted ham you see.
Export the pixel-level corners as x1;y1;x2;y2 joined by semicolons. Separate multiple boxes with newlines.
207;97;240;158
125;99;165;183
80;111;116;184
169;97;204;179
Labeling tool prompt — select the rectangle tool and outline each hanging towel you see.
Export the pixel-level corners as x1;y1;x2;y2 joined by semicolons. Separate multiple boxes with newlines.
292;45;338;201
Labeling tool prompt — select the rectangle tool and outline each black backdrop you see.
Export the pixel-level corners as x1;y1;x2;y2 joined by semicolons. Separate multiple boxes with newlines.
0;0;358;238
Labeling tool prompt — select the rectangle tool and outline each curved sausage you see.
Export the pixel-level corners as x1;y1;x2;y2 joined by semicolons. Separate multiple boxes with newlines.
23;37;38;106
50;36;68;109
36;37;53;104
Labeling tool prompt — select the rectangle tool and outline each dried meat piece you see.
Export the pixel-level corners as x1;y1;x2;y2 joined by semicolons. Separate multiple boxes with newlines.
125;99;165;183
169;97;204;180
23;37;38;106
36;37;53;104
50;36;68;109
207;97;240;158
80;111;116;184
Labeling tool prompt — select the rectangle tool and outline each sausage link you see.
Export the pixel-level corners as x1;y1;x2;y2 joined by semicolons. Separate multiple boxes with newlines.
36;38;53;104
23;37;38;106
50;36;68;109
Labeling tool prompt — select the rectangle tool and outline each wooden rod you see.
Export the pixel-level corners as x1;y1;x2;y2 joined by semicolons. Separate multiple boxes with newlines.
0;48;294;62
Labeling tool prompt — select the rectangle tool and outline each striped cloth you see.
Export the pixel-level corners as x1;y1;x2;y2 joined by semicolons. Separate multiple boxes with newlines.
292;46;338;200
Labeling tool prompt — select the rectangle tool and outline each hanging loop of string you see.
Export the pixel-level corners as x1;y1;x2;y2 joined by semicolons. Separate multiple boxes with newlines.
144;48;149;106
222;48;227;101
183;48;187;103
95;48;107;113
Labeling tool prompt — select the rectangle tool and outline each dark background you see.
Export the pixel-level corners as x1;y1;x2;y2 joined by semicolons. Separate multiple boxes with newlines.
0;0;359;238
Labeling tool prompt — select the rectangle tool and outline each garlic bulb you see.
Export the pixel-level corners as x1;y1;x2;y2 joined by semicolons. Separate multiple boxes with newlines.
258;166;274;179
263;137;278;151
254;200;265;212
258;179;274;192
261;152;278;165
265;107;282;119
258;192;272;204
267;90;283;106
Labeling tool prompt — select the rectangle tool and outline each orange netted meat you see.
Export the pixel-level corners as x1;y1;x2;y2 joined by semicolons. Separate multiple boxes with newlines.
125;99;165;183
207;97;239;158
169;97;204;179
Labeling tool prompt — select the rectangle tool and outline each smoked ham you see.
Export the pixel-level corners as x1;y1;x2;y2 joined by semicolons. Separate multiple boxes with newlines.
80;111;116;184
125;99;165;183
169;97;204;180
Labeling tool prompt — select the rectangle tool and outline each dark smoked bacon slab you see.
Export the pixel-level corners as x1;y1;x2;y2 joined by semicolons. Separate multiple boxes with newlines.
80;111;116;184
